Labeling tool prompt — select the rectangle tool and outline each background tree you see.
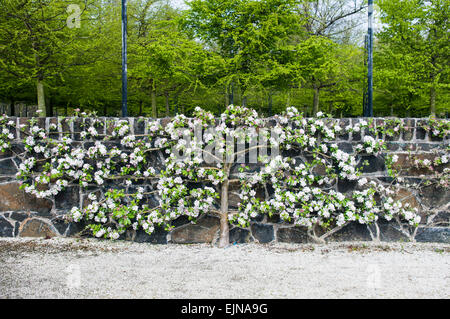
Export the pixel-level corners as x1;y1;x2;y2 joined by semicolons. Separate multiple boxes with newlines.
376;0;450;116
0;0;100;116
181;0;303;108
0;0;448;117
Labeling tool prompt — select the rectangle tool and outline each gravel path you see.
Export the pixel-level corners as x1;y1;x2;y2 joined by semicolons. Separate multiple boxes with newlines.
0;238;449;299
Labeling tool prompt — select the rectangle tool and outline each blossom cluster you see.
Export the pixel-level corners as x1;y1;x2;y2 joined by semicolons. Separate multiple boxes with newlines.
0;115;15;152
0;107;446;242
231;107;425;242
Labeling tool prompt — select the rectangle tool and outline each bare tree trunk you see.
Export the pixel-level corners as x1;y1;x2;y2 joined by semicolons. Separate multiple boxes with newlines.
174;93;179;114
430;55;437;117
164;91;170;117
307;226;326;244
286;89;291;108
151;88;157;118
229;83;234;105
367;222;380;242
225;85;229;108
430;83;436;117
242;95;247;107
46;95;53;117
218;178;230;248
138;100;143;116
36;78;46;116
313;86;320;116
268;93;273;116
32;37;45;116
9;98;15;116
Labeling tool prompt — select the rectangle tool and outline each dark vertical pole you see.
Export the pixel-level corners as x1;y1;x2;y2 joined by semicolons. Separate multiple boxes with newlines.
363;34;368;113
365;0;374;117
121;0;128;117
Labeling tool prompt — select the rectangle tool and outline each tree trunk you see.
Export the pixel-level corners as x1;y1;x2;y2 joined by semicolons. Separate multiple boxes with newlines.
430;83;436;117
430;54;437;117
313;86;320;116
9;98;15;116
174;93;179;114
164;91;170;117
286;89;291;108
138;100;143;116
46;95;53;117
307;227;326;244
228;83;234;105
268;93;273;116
218;178;230;248
367;223;381;242
36;78;46;116
225;85;229;108
151;88;157;118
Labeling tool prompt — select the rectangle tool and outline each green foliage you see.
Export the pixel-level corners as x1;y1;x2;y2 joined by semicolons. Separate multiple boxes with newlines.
376;0;450;116
0;0;448;117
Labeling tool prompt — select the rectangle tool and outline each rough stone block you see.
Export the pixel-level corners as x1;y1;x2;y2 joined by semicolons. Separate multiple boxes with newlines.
170;215;219;244
0;149;13;160
375;119;385;139
386;142;399;151
134;118;146;136
72;117;84;141
415;121;427;139
54;186;80;210
0;215;14;237
328;223;372;242
338;142;353;154
229;227;253;244
0;182;53;214
419;184;450;210
0;159;17;175
337;179;357;193
402;119;415;141
134;228;168;244
415;227;450;243
378;220;410;242
65;220;86;236
250;223;274;243
393;188;422;216
51;217;70;236
277;227;308;243
357;155;386;173
9;211;30;222
19;218;58;238
267;213;281;224
430;211;450;227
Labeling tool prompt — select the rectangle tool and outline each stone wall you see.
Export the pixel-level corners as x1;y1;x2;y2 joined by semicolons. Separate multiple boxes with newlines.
0;117;449;244
0;102;39;117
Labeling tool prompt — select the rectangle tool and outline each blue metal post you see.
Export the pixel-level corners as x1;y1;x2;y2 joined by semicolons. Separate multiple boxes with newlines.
365;0;374;117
